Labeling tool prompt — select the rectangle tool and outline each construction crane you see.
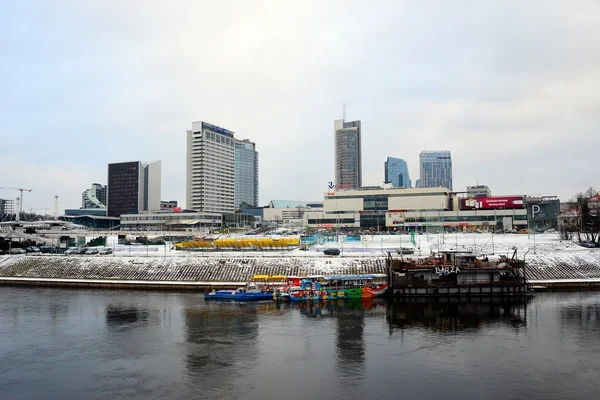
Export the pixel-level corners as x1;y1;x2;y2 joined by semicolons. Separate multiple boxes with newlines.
0;187;33;222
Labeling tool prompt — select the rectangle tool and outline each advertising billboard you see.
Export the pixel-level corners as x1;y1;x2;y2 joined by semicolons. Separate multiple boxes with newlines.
460;196;524;210
386;212;405;227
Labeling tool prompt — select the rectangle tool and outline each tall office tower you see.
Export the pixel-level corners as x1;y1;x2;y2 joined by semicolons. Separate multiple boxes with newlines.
107;161;161;217
234;139;259;208
186;121;235;213
384;157;411;188
334;119;362;188
81;183;107;209
418;151;453;190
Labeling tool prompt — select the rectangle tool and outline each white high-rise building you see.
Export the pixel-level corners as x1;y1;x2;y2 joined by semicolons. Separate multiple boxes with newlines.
186;121;235;213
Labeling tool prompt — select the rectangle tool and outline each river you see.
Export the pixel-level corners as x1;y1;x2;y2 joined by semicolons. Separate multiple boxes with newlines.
1;288;599;400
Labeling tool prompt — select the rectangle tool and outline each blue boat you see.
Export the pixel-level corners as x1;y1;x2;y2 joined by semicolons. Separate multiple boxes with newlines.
205;284;273;301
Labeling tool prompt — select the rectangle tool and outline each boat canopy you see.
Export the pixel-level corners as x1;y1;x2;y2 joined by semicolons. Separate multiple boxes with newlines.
325;274;377;281
252;274;269;280
269;275;286;280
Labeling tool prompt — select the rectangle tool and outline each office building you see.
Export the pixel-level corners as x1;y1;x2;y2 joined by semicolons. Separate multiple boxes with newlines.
418;151;453;190
81;183;107;209
160;200;178;210
384;157;411;188
107;161;161;217
234;139;259;208
186;121;235;213
466;185;491;198
0;199;15;215
334;119;362;189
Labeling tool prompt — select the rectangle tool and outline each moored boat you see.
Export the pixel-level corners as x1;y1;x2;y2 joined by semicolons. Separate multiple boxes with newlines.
287;274;388;302
205;283;273;301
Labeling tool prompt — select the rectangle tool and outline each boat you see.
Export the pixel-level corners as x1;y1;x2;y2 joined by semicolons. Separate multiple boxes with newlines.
204;283;273;301
389;250;529;297
287;274;388;302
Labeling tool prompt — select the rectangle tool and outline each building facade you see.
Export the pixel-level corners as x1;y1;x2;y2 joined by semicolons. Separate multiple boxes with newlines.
234;139;259;208
263;200;323;228
120;211;222;230
466;185;491;198
107;161;161;217
81;183;107;209
384;157;411;188
186;121;235;213
160;200;178;210
334;119;362;189
305;187;531;232
0;199;15;215
419;151;453;190
65;208;108;217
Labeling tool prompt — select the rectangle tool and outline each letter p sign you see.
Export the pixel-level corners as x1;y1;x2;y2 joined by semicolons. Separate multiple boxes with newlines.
532;205;541;218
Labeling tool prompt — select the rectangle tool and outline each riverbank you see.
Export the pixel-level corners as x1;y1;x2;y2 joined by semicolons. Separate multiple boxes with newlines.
2;252;600;291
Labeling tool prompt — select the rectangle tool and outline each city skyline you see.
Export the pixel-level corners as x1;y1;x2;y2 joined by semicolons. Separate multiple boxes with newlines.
2;2;599;210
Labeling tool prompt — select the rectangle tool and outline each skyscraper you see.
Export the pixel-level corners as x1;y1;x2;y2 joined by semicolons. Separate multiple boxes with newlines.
418;151;453;190
384;157;411;188
107;161;161;217
234;139;259;208
334;119;362;189
186;121;235;213
81;183;107;209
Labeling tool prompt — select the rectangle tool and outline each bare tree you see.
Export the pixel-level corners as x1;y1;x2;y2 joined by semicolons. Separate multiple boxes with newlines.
566;187;600;243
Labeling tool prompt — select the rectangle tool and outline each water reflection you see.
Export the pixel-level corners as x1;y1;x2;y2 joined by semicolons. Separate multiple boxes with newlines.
184;303;261;398
386;297;529;332
295;299;386;318
559;299;600;346
105;305;149;330
292;299;387;382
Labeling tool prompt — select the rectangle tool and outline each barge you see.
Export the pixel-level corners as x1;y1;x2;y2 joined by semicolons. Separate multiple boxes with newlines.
388;250;528;298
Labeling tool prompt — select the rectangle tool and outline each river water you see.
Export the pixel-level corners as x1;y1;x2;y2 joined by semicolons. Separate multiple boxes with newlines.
1;288;599;400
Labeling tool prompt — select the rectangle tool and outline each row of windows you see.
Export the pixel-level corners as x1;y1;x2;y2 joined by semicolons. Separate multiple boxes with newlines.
404;215;527;222
307;218;356;224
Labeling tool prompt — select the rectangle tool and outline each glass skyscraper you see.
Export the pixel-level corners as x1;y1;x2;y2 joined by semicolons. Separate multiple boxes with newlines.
234;139;259;208
334;119;362;188
384;157;411;188
418;151;453;190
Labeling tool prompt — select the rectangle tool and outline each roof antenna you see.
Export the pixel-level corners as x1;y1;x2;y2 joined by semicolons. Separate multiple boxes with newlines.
343;101;347;122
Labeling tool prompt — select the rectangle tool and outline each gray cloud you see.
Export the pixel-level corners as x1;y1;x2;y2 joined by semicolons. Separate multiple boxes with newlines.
1;0;599;210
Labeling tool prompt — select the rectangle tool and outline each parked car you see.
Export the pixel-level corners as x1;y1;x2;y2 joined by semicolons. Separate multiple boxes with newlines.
9;248;27;254
25;246;41;253
98;248;113;255
323;248;341;256
397;247;415;255
84;248;99;255
65;248;82;255
39;246;58;253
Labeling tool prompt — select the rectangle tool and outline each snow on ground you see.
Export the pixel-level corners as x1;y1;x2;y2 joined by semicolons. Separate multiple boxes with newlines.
309;232;588;257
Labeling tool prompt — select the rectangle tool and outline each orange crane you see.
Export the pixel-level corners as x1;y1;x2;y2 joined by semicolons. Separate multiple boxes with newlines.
0;187;33;222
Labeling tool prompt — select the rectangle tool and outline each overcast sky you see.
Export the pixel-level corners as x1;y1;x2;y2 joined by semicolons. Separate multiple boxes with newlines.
1;1;599;211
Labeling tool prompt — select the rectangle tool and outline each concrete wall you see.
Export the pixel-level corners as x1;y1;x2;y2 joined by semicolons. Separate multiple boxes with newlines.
388;194;448;210
324;197;363;212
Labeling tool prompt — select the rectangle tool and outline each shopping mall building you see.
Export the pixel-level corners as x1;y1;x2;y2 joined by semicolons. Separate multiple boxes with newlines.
304;186;559;232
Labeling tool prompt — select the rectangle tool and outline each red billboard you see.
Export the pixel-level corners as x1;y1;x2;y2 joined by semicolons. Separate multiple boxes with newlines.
460;196;524;210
